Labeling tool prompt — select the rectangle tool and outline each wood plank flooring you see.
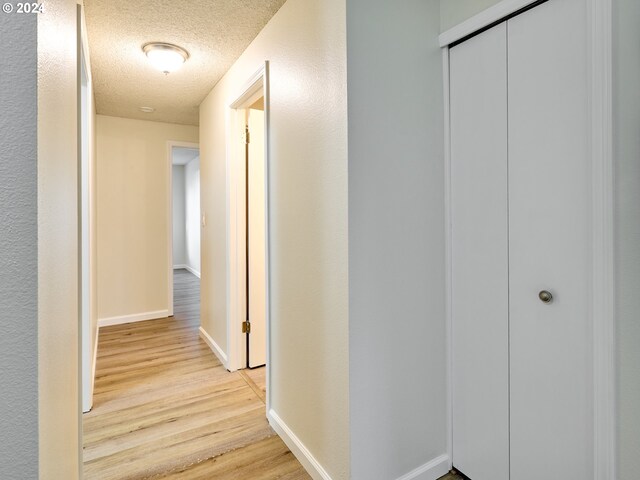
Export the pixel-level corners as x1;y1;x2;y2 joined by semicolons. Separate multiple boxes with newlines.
83;269;309;479
239;367;266;404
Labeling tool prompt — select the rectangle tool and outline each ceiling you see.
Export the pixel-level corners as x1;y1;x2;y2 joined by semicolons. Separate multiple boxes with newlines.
83;0;287;126
172;147;200;166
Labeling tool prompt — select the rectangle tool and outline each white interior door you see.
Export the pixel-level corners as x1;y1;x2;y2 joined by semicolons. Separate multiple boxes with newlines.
247;107;266;368
507;0;591;478
450;23;509;480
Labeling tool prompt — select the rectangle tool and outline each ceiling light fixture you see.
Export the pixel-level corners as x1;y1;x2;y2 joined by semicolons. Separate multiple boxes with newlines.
139;106;155;113
142;42;189;75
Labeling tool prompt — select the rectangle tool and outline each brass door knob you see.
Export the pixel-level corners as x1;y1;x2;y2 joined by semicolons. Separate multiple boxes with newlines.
539;290;553;304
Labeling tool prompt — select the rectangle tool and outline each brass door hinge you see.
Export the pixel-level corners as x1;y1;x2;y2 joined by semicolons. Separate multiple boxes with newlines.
242;321;251;334
243;126;250;144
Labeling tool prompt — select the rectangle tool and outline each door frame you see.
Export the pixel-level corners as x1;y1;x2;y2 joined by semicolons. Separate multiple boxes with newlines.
78;3;95;414
225;62;271;399
166;140;200;318
440;1;615;478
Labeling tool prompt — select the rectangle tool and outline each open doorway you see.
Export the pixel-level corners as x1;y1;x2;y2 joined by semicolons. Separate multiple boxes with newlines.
168;142;201;317
171;146;201;278
245;99;267;369
228;65;269;400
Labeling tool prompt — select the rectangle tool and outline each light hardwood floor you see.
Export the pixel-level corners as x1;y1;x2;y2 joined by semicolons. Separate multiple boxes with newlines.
83;269;309;479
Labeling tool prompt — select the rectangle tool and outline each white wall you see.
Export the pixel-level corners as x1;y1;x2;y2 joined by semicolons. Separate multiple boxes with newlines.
172;165;187;267
184;157;201;276
38;0;82;477
96;115;198;322
614;0;640;477
199;0;349;477
347;1;447;479
0;10;38;479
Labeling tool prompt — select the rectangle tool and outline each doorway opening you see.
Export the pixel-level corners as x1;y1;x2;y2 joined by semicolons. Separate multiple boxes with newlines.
243;97;267;369
227;64;270;402
168;141;201;317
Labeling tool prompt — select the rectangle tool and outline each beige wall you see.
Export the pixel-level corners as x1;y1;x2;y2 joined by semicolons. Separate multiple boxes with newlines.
199;0;349;477
38;1;81;478
96;115;198;321
440;0;502;31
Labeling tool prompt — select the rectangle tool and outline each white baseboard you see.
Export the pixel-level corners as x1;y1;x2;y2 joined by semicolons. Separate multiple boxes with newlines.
185;265;201;278
268;409;333;480
174;264;201;278
396;455;451;480
98;310;169;328
199;326;228;368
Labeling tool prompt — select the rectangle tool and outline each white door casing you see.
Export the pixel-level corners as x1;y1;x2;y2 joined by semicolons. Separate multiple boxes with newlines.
226;63;271;395
167;140;200;320
79;5;95;414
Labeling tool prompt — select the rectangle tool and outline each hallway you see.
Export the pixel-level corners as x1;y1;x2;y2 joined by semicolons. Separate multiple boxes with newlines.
83;269;309;479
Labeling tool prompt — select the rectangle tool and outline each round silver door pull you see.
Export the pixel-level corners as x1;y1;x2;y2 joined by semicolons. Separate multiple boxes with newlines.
539;290;553;304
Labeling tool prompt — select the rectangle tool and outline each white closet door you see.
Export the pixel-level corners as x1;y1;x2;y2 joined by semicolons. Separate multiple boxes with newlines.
507;0;592;478
450;23;509;480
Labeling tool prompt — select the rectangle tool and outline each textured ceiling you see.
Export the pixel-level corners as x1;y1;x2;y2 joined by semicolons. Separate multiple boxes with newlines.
84;0;287;125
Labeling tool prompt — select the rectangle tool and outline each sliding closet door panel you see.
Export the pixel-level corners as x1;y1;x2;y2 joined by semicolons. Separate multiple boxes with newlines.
508;1;591;478
450;23;509;480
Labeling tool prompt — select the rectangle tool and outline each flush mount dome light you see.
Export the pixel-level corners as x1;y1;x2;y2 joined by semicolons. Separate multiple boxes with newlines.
143;42;189;74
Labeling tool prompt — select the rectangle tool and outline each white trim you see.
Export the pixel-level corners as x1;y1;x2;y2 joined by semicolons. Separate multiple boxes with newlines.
98;310;169;328
184;265;201;278
199;326;228;369
226;63;270;384
88;325;99;411
268;409;332;480
439;0;539;47
263;61;272;413
175;264;201;278
167;140;200;319
395;455;451;480
442;47;454;469
226;99;246;372
441;2;616;478
78;2;95;415
225;98;240;372
588;0;616;479
230;66;267;109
